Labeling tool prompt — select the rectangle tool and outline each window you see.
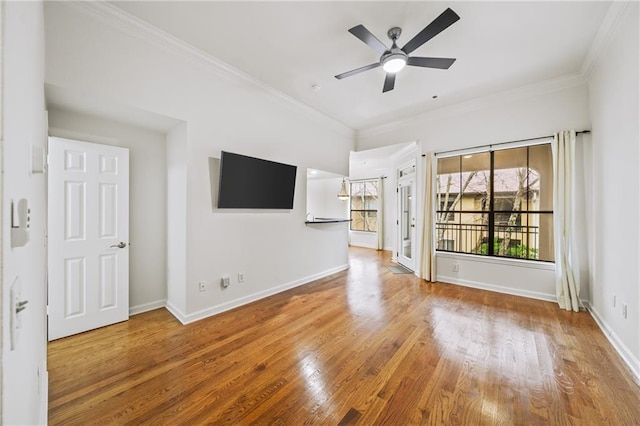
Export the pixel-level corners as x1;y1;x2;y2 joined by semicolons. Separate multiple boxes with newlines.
436;144;554;261
438;239;455;251
350;180;378;232
438;200;456;222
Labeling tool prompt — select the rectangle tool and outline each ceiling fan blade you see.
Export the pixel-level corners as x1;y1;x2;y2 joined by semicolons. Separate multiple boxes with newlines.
401;8;460;55
407;57;456;69
334;62;381;80
348;24;389;55
382;73;396;93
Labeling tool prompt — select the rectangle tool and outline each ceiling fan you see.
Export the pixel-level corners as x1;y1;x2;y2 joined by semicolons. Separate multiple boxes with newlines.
335;8;460;93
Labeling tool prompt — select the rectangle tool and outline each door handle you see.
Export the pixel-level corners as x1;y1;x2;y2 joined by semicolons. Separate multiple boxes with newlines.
16;300;28;314
110;241;128;249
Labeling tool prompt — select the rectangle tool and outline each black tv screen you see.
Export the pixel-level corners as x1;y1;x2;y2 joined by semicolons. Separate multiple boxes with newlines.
217;151;297;209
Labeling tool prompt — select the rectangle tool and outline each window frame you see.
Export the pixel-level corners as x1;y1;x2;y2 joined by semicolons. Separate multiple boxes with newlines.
435;143;553;262
349;180;379;233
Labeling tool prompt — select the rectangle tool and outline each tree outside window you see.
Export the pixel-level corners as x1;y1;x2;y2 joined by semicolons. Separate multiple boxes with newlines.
350;181;378;232
435;144;554;261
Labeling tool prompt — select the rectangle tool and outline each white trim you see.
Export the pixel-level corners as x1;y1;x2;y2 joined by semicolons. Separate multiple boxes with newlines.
171;264;349;325
580;1;630;81
39;369;48;426
357;73;586;139
436;251;556;272
129;299;166;316
164;300;188;324
436;275;557;303
586;303;640;383
67;1;354;139
348;242;377;249
390;142;420;162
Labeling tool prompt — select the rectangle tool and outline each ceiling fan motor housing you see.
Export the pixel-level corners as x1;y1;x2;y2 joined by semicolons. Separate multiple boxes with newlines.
387;27;402;41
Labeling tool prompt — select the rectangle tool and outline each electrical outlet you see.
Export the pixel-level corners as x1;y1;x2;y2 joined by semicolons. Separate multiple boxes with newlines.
452;263;459;272
221;276;230;288
198;281;206;292
622;303;628;319
238;272;245;283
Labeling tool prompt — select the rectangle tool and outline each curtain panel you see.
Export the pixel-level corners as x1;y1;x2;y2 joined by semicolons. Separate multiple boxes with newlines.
420;153;436;281
552;130;581;311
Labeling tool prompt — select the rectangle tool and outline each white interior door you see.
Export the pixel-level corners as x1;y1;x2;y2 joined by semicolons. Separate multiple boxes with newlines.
48;137;130;340
397;178;416;271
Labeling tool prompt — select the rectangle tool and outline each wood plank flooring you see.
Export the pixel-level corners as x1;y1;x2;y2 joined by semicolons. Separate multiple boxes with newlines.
48;247;640;425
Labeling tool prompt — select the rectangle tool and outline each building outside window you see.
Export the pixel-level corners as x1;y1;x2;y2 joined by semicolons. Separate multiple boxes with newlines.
350;180;378;232
435;144;554;261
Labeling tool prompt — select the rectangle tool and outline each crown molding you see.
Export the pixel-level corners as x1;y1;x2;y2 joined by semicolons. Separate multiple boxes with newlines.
389;141;420;162
67;1;355;139
357;2;632;141
580;1;631;81
357;72;587;141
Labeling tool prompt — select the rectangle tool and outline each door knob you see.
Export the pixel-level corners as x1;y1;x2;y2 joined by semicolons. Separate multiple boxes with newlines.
110;241;128;248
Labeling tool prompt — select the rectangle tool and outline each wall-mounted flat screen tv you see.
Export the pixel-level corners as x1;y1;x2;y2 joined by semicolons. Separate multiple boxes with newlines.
217;151;297;209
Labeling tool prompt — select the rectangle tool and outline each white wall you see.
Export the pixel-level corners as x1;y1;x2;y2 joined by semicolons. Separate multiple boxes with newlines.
2;1;48;423
48;108;169;313
357;83;591;300
166;123;188;316
306;177;348;220
44;2;354;323
587;3;639;376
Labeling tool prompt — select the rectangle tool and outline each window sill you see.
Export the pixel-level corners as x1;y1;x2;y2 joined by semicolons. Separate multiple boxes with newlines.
436;251;555;271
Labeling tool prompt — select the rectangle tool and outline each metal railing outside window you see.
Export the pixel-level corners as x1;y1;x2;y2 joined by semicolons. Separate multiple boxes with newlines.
436;144;554;262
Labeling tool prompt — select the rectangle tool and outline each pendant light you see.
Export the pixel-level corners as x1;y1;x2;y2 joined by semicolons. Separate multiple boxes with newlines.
337;178;349;200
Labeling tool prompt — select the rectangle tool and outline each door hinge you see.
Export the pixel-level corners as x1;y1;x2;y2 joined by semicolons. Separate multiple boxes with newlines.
46;305;49;316
397;220;399;225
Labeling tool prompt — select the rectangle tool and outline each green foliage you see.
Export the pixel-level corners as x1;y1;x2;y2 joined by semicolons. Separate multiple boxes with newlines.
477;239;538;259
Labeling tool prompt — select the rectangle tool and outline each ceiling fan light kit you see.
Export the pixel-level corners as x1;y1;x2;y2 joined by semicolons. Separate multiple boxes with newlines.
381;27;407;73
335;8;460;93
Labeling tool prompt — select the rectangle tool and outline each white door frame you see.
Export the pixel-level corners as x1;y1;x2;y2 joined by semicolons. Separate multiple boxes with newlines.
397;161;417;271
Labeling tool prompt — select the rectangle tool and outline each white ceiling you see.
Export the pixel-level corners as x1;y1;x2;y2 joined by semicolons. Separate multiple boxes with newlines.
109;1;611;131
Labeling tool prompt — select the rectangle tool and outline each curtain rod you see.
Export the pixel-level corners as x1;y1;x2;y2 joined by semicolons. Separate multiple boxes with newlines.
435;130;590;157
348;176;387;182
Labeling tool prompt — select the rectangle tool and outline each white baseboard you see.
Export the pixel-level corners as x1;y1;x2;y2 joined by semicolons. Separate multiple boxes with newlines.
178;264;349;325
586;303;640;383
165;300;188;324
130;299;167;316
436;274;557;302
349;242;377;249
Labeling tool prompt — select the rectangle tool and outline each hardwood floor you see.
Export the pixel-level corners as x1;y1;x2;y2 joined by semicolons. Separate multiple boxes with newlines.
48;247;640;425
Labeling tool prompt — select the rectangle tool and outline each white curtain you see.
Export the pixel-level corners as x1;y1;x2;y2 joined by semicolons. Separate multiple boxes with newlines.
420;153;436;281
377;177;384;250
552;131;581;311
